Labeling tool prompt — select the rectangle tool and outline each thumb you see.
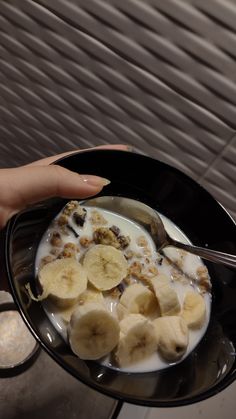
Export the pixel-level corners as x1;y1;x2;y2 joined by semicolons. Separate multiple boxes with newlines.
0;165;110;226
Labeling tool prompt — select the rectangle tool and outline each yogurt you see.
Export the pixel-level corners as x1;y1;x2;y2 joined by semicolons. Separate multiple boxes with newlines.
35;203;211;373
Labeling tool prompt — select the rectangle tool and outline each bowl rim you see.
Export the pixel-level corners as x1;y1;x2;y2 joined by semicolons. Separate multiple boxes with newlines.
4;149;236;407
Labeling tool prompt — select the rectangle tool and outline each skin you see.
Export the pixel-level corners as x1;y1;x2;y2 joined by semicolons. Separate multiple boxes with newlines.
0;144;129;229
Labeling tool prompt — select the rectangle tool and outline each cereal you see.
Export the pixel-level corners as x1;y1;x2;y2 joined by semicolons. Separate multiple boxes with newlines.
64;242;80;253
147;265;158;276
143;247;152;257
125;250;134;260
58;249;76;259
171;269;188;285
175;259;184;270
57;214;68;226
197;266;209;278
138;266;158;284
57;242;79;259
109;225;120;236
93;226;130;249
117;235;130;249
50;231;63;247
93;227;120;248
63;200;79;216
197;266;211;292
90;210;108;225
128;261;143;278
136;236;148;247
79;236;93;248
73;206;87;227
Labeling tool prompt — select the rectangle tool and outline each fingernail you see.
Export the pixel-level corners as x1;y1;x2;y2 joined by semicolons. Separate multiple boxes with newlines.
80;175;111;187
100;177;111;185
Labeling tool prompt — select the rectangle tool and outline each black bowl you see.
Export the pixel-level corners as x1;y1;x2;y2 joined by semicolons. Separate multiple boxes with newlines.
5;150;236;407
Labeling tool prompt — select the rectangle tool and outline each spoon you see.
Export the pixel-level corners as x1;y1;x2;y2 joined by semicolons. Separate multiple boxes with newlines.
83;196;236;269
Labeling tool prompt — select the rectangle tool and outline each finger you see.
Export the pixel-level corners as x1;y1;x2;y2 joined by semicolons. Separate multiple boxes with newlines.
3;165;110;211
27;144;130;167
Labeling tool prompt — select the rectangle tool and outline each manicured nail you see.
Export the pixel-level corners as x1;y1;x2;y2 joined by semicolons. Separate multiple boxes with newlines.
80;175;111;187
100;177;111;185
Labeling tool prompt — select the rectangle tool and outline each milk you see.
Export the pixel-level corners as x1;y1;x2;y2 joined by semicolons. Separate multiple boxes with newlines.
35;205;211;373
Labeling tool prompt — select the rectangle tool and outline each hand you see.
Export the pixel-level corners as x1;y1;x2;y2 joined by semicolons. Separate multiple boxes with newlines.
0;144;129;229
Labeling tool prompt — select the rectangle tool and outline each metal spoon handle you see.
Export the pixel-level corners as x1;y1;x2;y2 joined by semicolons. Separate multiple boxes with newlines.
82;196;236;269
169;239;236;269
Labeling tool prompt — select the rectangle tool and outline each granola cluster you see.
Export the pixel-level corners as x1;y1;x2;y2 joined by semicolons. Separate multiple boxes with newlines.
50;231;63;247
93;227;130;250
59;243;80;259
197;266;211;293
73;207;87;227
90;210;108;225
63;200;79;216
136;235;152;257
126;260;158;285
171;269;188;285
79;236;93;248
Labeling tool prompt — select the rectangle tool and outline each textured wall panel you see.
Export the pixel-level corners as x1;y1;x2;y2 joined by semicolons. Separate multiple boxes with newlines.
201;135;236;220
0;0;235;217
35;0;236;127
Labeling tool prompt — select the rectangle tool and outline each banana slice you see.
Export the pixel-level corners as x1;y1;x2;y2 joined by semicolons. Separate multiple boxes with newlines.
115;314;157;367
150;274;181;316
181;291;206;329
69;302;120;360
78;287;104;305
153;316;189;361
39;258;87;305
55;304;78;323
56;287;104;323
83;244;128;291
117;283;159;320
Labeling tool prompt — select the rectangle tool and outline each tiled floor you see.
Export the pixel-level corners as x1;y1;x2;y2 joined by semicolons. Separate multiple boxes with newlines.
200;133;236;221
118;380;236;419
0;350;117;419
